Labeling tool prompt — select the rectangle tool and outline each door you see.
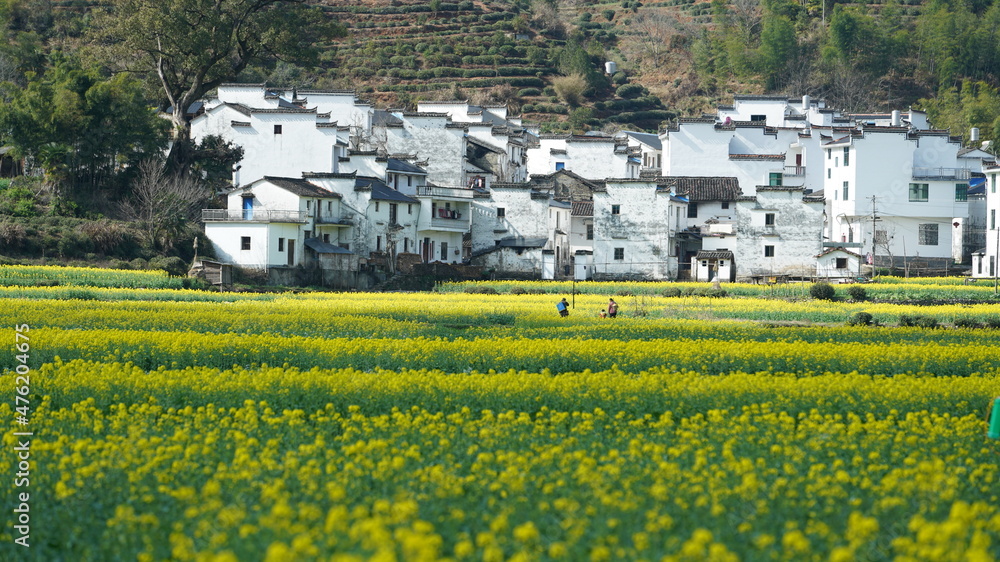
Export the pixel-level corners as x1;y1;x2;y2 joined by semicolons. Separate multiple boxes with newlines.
422;237;431;262
389;203;398;225
287;240;295;266
242;196;253;220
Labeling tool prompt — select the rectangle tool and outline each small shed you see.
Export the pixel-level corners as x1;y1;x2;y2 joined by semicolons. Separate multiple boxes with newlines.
189;260;233;290
693;250;734;282
816;247;863;282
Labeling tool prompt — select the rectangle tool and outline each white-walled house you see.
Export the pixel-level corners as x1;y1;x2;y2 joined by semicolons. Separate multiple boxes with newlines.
825;128;973;267
469;182;552;275
734;185;825;281
972;165;1000;278
526;134;640;180
377;111;469;188
621;131;662;174
203;177;354;271
190;84;356;186
591;179;688;280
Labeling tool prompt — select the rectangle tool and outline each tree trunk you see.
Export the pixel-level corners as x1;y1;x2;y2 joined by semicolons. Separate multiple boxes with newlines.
166;112;194;177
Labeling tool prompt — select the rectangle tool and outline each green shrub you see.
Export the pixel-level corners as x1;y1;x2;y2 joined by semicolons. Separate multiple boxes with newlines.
916;316;939;329
509;286;527;295
518;87;541;96
847;311;873;326
809;282;836;300
898;314;917;327
846;285;867;301
616;83;646;99
952;317;981;329
615;289;634;296
984;316;1000;329
661;287;682;297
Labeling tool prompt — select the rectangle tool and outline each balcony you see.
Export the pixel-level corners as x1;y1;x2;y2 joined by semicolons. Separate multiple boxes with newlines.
202;209;306;223
912;167;971;180
315;213;355;226
417;186;474;199
784;165;805;177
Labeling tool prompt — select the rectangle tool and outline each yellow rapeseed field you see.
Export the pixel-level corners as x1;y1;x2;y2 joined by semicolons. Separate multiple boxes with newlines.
0;267;997;560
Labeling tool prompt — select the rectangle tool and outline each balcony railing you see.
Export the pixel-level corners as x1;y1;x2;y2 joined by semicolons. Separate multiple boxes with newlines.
202;209;306;223
315;213;354;226
784;165;806;177
417;186;474;199
912;167;971;180
430;217;471;230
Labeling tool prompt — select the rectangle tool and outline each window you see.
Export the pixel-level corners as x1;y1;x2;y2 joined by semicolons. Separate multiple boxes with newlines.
403;237;409;252
835;157;839;167
721;202;729;209
848;229;854;243
586;224;594;240
768;173;782;187
278;238;285;251
327;201;332;213
611;204;621;215
827;168;831;179
764;245;775;257
750;114;766;122
389;203;398;224
764;213;775;226
376;236;382;251
323;233;330;243
408;176;412;187
992;256;996;277
992;209;996;230
306;200;312;211
687;203;698;218
408;204;412;215
555;162;565;171
441;242;449;260
273;124;282;134
955;183;968;202
375;202;380;212
842;181;849;200
241;237;251;251
304;230;312;239
827;149;831;160
993;174;997;193
918;223;939;245
613;247;625;260
909;183;929;202
497;207;505;218
843;147;850;166
836;257;848;269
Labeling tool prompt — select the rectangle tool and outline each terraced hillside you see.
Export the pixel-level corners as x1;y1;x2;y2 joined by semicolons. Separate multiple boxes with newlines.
315;0;678;132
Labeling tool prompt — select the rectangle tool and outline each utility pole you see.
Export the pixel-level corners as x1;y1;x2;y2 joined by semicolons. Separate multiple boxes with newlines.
870;196;878;278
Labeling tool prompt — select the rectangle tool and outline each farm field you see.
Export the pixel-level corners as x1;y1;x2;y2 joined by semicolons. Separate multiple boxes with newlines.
1;267;998;561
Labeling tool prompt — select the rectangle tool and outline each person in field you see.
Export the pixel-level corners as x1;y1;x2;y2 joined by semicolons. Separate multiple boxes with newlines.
607;298;618;318
556;297;570;317
599;309;607;318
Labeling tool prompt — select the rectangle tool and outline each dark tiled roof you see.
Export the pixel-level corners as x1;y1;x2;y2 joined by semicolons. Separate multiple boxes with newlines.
263;177;338;198
816;246;861;258
498;237;548;248
305;238;353;254
387;158;427;175
660;177;741;202
729;153;785;161
696;250;734;259
356;177;419;203
572;201;593;216
623;131;662;149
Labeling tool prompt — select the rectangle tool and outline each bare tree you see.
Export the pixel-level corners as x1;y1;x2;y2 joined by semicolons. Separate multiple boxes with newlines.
730;0;763;49
629;12;691;69
120;159;210;251
826;63;885;113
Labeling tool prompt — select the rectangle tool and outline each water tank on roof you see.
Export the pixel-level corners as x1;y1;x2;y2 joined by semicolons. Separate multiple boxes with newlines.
605;61;617;75
971;127;980;142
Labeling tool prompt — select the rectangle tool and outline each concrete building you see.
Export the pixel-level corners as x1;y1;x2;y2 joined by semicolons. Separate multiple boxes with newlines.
734;185;825;281
591;179;688;280
526;134;640;180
